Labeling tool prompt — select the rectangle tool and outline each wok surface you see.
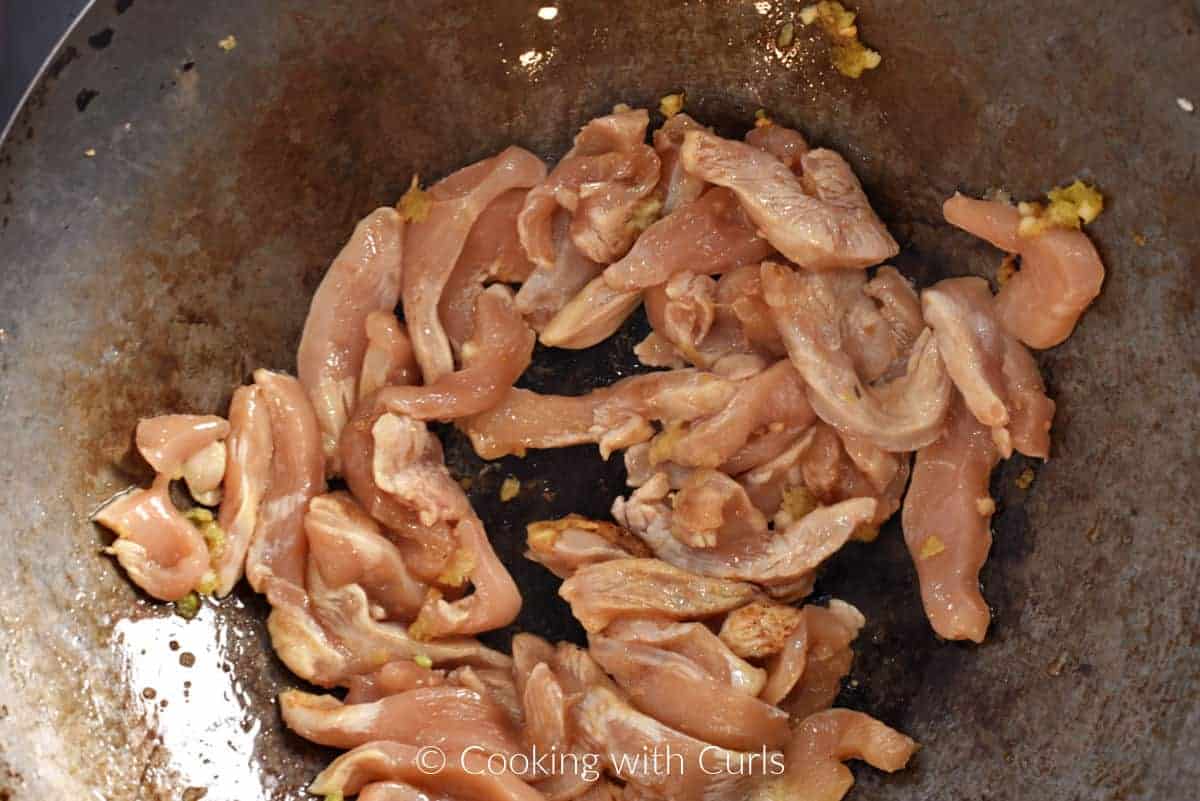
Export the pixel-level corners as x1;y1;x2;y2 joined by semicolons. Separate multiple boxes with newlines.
0;1;1196;799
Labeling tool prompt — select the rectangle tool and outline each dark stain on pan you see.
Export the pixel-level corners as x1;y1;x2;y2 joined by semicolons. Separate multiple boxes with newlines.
87;28;115;50
74;88;99;112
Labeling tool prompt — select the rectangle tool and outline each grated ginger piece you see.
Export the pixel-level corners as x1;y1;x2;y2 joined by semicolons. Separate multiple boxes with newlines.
1016;467;1036;489
500;476;521;502
398;175;433;223
627;197;663;234
919;535;946;560
1018;180;1104;237
659;92;685;118
754;109;775;128
437;547;477;587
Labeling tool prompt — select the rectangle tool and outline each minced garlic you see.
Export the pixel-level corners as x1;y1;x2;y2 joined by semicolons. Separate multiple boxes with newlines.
398;175;433;223
500;476;521;502
438;548;476;587
919;535;946;560
659;92;685;118
1015;467;1036;489
754;109;774;128
627;197;663;234
413;654;433;670
800;2;881;78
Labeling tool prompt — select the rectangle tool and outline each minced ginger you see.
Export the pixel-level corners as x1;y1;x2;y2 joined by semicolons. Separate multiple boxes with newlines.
800;2;882;78
1017;180;1104;237
398;175;433;223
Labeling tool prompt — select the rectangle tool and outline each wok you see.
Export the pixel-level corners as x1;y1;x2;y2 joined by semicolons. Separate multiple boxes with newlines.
0;1;1196;799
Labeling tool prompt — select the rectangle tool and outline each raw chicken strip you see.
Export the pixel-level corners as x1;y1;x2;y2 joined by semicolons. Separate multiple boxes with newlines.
309;741;543;801
864;265;923;358
441;188;536;354
901;396;1000;643
604;618;767;697
1000;335;1055;459
339;404;459;582
760;709;918;801
671;469;769;548
134;414;229;476
665;360;814;468
522;662;569;755
921;277;1009;428
559;558;757;633
652;112;709;214
462;370;735;460
359;782;453;801
359;312;420;400
762;262;951;451
779;601;865;719
588;634;791;750
213;385;273;596
410;515;523;639
601;186;773;291
681;131;898;270
305;492;428;621
280;687;521;756
943;193;1105;348
95;475;209;601
297;207;405;473
539;274;643;349
364;413;521;637
744;123;809;171
246;369;326;591
345;660;447;705
617;483;875;587
404;146;546;383
515;209;604;332
369;285;535;422
265;571;509;688
574;686;770;801
181;441;225;506
518;108;659;269
525;515;651;579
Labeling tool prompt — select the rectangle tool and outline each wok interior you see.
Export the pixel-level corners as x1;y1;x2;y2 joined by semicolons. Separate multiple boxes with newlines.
0;1;1195;799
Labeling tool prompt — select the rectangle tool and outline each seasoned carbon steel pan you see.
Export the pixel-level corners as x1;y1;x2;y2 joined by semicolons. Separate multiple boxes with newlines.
0;1;1195;799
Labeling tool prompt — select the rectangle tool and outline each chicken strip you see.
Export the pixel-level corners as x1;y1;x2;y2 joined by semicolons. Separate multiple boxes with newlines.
745;122;809;171
404;146;546;383
921;277;1010;428
462;369;735;460
441;188;536;354
305;492;428;621
95;475;210;602
762;261;951;452
778;601;865;718
652;111;709;214
601;186;773;292
213;385;273;596
901;396;1000;643
518;108;659;269
515;209;605;333
574;686;771;801
681;130;897;270
588;634;791;751
359;312;421;400
280;686;521;757
757;709;918;801
310;741;542;801
344;659;446;705
604;618;767;697
297;207;405;473
135;414;230;477
943;192;1105;348
265;571;509;688
525;515;651;579
663;360;815;469
559;558;758;633
247;369;326;592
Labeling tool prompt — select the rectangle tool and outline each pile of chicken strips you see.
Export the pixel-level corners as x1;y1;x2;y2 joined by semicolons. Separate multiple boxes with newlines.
96;104;1105;801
